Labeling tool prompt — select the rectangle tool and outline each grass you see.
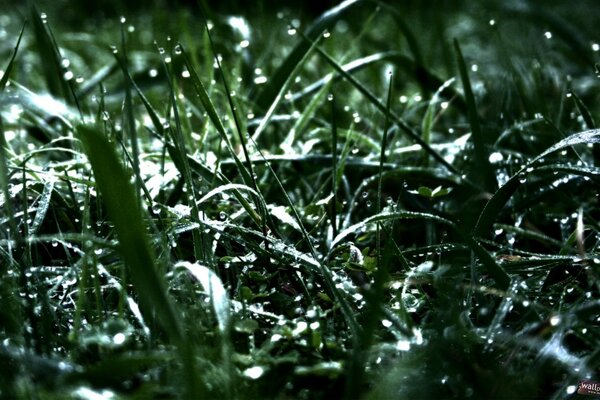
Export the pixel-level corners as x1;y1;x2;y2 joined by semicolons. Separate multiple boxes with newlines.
1;0;600;398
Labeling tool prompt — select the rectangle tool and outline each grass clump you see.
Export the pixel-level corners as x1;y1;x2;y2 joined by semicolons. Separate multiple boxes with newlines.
1;0;599;398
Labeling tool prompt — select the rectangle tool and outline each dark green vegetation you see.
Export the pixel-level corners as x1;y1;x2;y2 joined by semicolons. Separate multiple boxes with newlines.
1;0;599;398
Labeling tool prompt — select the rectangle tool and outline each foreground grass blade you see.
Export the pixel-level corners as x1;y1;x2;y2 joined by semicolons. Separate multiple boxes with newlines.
454;40;497;193
474;129;600;237
77;125;182;341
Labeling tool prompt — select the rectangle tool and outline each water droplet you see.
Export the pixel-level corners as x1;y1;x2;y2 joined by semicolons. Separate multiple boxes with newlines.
489;19;496;26
544;31;552;39
550;315;561;326
240;40;250;48
287;27;297;35
323;30;330;38
488;152;503;163
243;366;265;379
113;332;126;345
63;71;74;81
566;385;577;395
181;69;190;78
254;76;267;84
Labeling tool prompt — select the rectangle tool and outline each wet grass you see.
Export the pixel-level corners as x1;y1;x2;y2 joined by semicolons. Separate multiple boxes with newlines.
1;0;600;398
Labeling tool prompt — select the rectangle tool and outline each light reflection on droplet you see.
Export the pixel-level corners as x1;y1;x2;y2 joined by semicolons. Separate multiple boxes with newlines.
243;366;265;379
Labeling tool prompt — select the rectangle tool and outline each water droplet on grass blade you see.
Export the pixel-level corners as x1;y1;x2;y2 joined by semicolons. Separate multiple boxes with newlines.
243;366;266;379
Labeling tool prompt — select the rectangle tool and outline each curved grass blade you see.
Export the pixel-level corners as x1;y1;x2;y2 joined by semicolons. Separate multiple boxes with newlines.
176;261;230;334
77;125;182;342
332;211;510;289
253;0;364;112
570;90;599;166
454;40;497;193
474;129;600;238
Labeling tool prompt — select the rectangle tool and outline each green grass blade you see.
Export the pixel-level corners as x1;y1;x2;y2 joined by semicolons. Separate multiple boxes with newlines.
253;0;364;112
454;39;497;193
180;46;254;189
474;129;600;237
251;32;321;144
570;91;596;130
333;210;510;289
29;5;81;117
77;125;182;341
306;37;464;179
0;21;25;92
161;47;207;264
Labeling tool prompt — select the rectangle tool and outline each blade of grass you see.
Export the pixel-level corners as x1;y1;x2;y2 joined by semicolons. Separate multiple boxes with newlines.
160;45;207;264
331;93;339;239
118;22;141;205
0;22;25;242
454;39;497;193
346;71;395;398
77;124;204;397
180;46;256;193
29;5;82;118
201;24;271;245
302;33;465;181
474;129;600;238
251;32;322;143
333;210;510;289
253;0;364;112
569;90;599;167
77;125;182;340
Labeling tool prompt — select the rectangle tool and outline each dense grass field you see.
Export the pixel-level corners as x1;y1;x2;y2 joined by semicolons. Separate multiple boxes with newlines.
1;0;600;398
